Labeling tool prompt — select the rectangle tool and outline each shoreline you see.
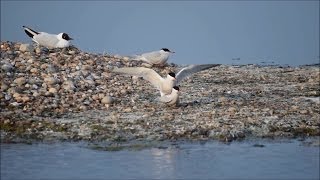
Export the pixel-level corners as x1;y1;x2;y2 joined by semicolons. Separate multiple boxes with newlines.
1;41;319;143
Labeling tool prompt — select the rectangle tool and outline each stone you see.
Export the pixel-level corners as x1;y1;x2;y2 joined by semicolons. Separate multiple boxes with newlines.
62;80;75;91
1;63;14;72
30;68;38;73
48;87;58;94
21;96;30;103
101;96;114;104
44;77;57;85
1;83;9;91
227;107;237;115
19;43;33;52
14;77;27;86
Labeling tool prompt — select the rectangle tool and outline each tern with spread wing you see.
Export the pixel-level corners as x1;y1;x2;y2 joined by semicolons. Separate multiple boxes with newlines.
112;64;220;97
113;66;176;96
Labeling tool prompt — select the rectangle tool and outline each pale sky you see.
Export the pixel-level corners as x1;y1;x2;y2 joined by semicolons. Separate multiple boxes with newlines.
1;1;319;66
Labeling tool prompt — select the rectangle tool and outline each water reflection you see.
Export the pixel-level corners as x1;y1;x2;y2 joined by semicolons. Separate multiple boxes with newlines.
1;138;319;179
150;147;177;178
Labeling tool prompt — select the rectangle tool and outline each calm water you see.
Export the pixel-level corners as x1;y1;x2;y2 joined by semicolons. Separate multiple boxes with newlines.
1;138;319;180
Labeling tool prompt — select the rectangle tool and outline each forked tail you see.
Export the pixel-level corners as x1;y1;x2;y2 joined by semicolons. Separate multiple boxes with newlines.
22;26;39;38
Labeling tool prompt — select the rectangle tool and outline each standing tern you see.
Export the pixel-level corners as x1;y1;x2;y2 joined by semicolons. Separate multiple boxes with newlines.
130;48;175;66
112;64;220;96
22;26;73;48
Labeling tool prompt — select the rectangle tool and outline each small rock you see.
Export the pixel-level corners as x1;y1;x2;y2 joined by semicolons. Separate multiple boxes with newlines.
5;94;12;100
21;96;30;103
30;68;38;73
120;89;127;94
48;87;58;94
299;110;308;114
13;92;21;98
1;63;14;72
101;96;114;104
227;107;237;115
1;84;9;91
14;77;27;86
92;94;99;101
62;80;75;92
291;105;299;111
123;107;132;112
44;77;57;85
27;58;34;64
35;47;41;54
19;43;33;52
68;50;76;55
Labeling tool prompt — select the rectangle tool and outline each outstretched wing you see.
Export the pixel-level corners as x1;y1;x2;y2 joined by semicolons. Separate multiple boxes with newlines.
175;64;220;85
112;67;163;89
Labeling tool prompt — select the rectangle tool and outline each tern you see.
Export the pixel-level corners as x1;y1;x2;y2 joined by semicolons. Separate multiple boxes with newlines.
112;64;220;96
22;26;73;48
158;86;180;106
130;48;175;66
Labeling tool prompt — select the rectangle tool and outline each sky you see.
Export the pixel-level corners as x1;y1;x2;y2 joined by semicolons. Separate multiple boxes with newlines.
1;1;319;66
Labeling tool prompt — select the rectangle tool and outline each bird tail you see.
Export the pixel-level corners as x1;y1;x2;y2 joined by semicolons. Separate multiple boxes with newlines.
22;26;39;38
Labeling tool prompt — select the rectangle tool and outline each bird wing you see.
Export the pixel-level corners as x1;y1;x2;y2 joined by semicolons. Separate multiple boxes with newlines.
141;51;162;60
33;33;59;48
175;64;220;85
112;67;163;89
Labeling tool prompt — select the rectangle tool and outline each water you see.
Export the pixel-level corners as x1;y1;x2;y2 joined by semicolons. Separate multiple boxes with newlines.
1;138;319;180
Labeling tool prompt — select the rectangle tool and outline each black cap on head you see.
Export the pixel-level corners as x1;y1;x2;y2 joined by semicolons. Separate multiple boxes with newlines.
161;48;171;52
62;33;73;40
168;72;176;78
173;86;179;91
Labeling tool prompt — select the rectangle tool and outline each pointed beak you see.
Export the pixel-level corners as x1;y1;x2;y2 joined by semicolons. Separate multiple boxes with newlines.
171;51;175;53
69;37;74;40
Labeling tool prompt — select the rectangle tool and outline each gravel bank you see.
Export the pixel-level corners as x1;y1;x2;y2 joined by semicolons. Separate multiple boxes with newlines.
1;41;319;143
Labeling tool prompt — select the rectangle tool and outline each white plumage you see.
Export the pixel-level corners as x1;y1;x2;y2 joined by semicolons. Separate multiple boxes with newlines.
130;48;175;66
23;26;73;48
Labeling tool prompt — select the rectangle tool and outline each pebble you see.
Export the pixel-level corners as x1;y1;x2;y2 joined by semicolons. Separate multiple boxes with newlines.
14;77;27;86
48;87;58;94
19;43;33;52
1;63;14;72
44;77;57;85
30;68;38;73
101;95;114;104
0;41;319;143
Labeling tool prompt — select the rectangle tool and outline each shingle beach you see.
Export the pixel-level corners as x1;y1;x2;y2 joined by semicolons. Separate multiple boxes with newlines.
1;41;319;144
